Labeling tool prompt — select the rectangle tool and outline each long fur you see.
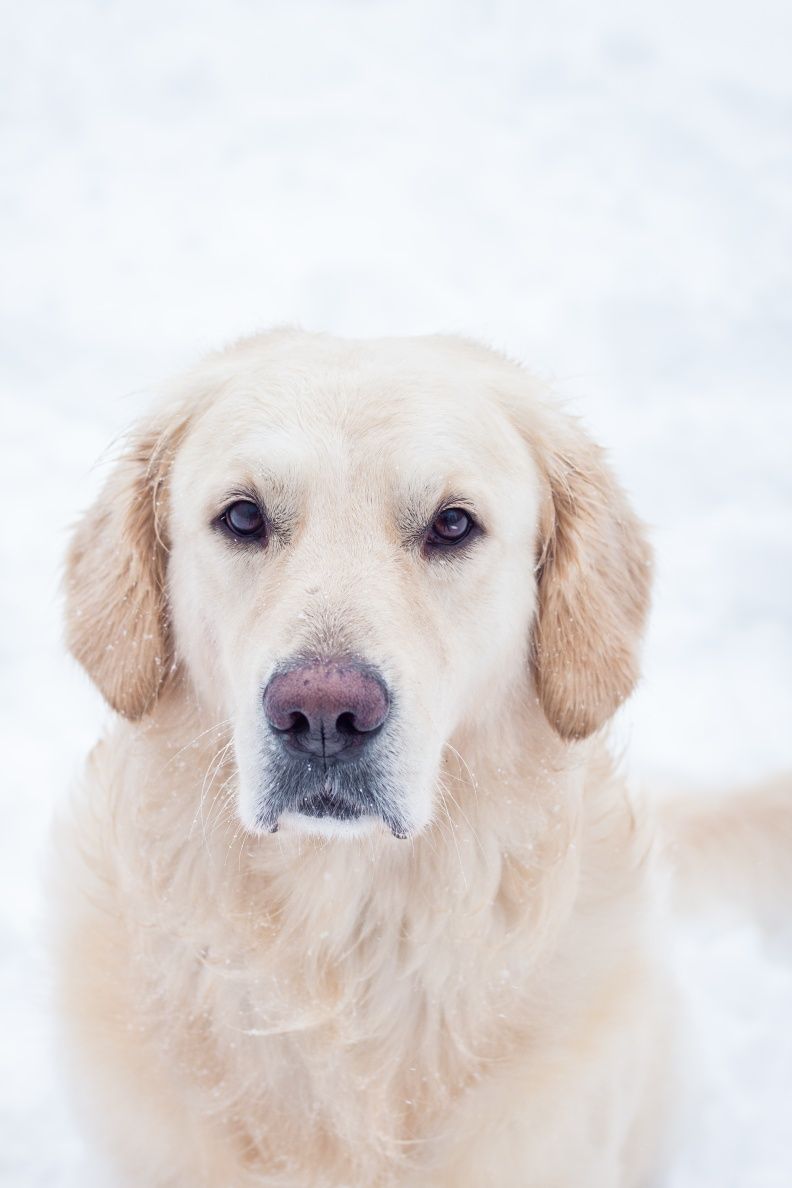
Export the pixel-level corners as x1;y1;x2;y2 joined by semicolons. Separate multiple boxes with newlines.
53;330;780;1187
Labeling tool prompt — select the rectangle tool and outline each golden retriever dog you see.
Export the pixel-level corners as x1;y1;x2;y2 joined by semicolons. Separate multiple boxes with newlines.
55;330;783;1187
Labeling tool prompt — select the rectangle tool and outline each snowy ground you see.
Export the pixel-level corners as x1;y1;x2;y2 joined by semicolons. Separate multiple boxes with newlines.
1;1;791;1183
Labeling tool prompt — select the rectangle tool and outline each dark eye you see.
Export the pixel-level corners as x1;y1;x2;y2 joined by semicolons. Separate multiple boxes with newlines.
428;507;474;547
221;499;266;542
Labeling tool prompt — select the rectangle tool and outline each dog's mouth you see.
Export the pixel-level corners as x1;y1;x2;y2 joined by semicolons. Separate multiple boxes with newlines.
254;754;409;839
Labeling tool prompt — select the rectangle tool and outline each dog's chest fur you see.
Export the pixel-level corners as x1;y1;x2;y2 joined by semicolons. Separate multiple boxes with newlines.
58;701;665;1187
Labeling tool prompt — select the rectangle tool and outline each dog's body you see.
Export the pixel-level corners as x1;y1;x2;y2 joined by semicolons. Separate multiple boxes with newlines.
59;704;672;1187
56;331;765;1186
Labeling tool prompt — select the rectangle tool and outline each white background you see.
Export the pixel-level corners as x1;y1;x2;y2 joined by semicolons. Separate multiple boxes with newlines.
1;1;791;1183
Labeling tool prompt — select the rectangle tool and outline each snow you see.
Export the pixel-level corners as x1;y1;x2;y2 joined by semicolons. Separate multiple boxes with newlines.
1;0;790;1183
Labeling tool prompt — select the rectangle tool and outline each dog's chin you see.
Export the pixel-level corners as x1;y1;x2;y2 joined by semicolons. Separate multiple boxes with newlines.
276;810;384;840
238;775;413;841
236;744;416;841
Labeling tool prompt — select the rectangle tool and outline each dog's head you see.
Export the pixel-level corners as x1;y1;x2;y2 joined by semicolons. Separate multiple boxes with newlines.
65;332;651;839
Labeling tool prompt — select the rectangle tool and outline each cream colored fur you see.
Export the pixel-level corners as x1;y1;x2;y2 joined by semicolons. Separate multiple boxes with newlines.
57;331;680;1187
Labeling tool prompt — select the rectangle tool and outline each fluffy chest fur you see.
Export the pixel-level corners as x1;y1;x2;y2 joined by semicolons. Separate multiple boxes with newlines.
58;699;666;1187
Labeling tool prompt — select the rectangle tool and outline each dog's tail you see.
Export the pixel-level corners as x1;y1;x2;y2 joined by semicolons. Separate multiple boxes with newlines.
658;774;792;925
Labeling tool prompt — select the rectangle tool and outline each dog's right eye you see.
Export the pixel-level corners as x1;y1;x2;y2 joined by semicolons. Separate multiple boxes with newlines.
220;500;267;542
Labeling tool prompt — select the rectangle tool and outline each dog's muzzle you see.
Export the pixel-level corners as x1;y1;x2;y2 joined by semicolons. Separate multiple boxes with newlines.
257;658;407;836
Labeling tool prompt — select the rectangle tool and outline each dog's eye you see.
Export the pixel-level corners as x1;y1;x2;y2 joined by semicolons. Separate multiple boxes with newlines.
221;500;266;542
428;507;474;546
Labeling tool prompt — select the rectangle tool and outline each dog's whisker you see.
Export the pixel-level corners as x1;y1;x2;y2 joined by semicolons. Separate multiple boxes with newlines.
222;817;246;870
202;745;237;851
443;742;480;804
156;717;233;782
189;738;236;860
437;780;486;862
206;798;238;855
433;778;469;891
204;772;238;836
191;742;232;840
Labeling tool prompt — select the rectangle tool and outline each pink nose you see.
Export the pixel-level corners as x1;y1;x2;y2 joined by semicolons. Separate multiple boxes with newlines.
263;659;390;759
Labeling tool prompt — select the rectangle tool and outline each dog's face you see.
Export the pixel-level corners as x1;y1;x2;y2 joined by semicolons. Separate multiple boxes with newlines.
65;333;651;840
165;338;543;838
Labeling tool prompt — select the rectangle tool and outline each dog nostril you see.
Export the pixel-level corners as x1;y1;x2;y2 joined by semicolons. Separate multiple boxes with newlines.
335;711;358;737
263;659;390;755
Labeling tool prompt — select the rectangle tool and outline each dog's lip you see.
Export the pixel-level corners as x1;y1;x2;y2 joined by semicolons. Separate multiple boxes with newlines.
257;800;410;838
295;790;363;820
252;766;410;837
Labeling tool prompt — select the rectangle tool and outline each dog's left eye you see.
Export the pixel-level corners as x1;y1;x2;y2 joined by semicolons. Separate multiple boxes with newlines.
221;500;267;542
428;507;474;546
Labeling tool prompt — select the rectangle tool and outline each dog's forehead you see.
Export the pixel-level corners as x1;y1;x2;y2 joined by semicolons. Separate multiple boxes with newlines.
183;340;531;488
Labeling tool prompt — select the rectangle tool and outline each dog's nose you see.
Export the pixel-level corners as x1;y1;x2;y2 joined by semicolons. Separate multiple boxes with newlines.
263;660;389;759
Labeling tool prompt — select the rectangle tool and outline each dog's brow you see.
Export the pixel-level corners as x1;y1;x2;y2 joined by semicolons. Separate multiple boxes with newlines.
254;471;299;511
215;470;300;533
397;485;479;537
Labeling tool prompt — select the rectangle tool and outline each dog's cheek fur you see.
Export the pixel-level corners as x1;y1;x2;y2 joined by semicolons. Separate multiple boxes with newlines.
64;418;186;720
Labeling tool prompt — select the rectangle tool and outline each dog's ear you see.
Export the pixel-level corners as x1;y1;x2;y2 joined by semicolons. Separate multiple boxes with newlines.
64;414;186;719
531;415;652;741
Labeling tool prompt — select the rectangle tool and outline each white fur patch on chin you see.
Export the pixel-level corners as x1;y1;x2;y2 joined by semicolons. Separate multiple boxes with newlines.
277;811;383;840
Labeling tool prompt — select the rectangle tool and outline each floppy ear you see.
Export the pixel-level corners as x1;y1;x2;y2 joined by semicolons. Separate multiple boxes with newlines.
64;416;185;719
531;416;652;741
